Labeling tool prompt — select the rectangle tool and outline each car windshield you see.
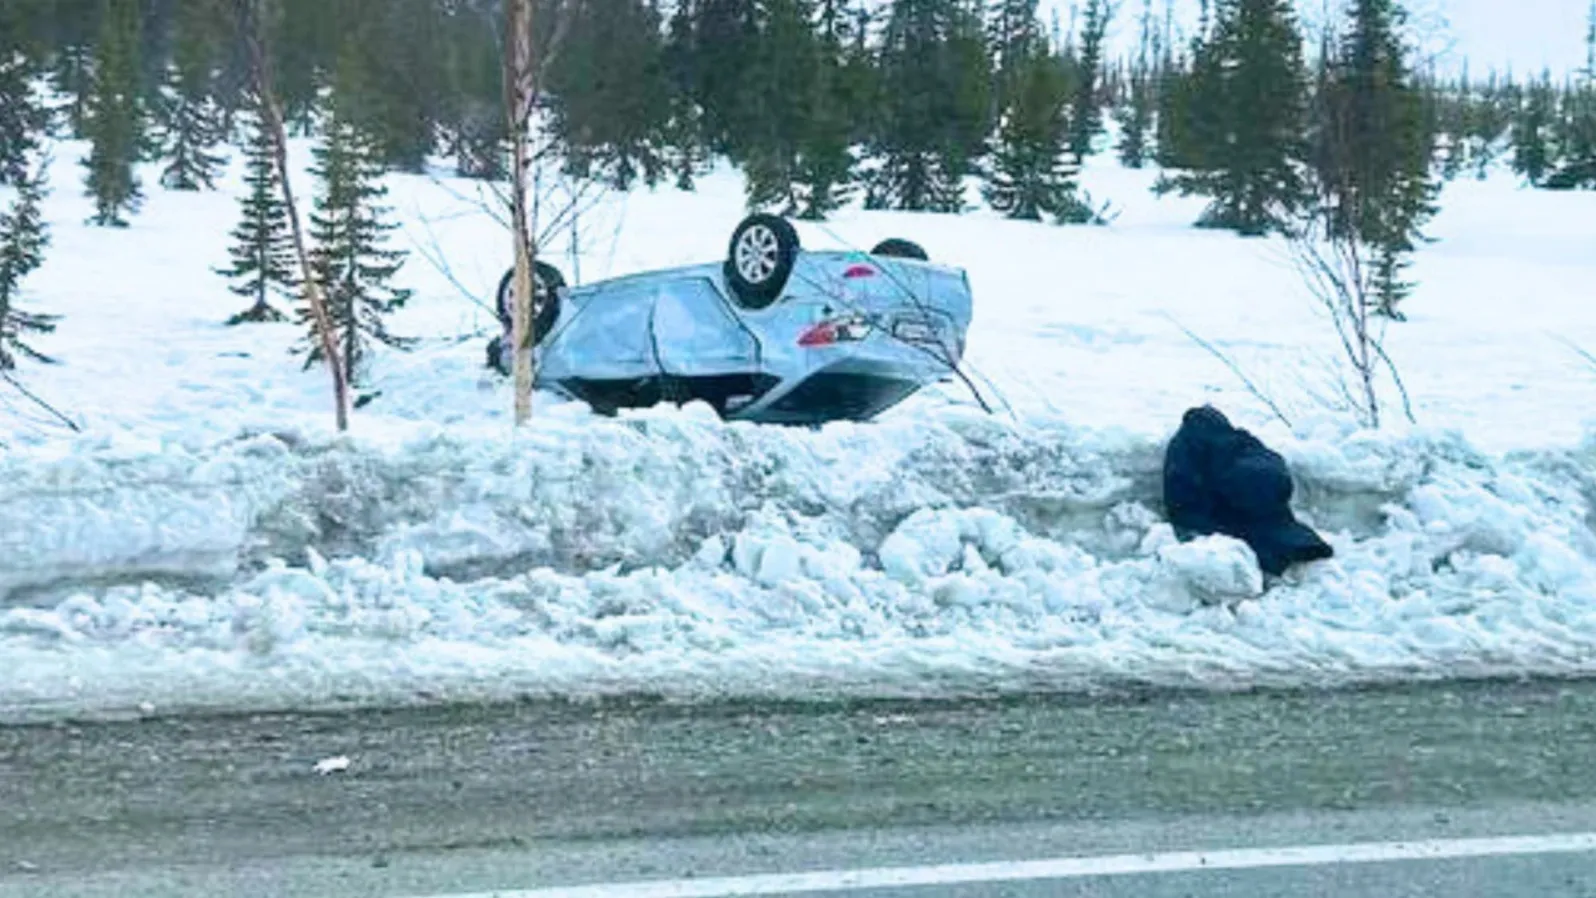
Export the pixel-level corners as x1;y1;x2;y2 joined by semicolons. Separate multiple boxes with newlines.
4;1;1596;897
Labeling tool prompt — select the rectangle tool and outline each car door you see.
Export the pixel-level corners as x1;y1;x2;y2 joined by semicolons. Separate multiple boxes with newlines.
649;277;762;375
649;277;772;414
539;280;662;409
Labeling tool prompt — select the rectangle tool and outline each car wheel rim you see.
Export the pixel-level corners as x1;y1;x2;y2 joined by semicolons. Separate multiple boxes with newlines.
503;272;551;322
735;224;780;284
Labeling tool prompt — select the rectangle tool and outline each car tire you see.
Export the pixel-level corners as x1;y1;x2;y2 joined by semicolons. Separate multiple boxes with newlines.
725;213;799;310
870;238;929;261
496;260;565;346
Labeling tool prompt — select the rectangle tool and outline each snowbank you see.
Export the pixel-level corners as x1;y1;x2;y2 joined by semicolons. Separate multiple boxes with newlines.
5;404;1596;723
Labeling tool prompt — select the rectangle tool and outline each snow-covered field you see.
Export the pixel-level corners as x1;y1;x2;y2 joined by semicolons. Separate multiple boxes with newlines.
3;141;1596;723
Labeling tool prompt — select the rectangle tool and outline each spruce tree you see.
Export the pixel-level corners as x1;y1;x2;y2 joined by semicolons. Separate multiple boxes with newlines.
739;0;824;212
663;0;710;189
793;10;860;219
0;53;51;188
1545;5;1596;190
49;0;100;139
216;108;294;325
158;0;226;191
82;0;145;228
0;159;56;371
1312;0;1438;319
690;0;761;155
1115;0;1159;168
548;0;673;190
1156;18;1224;171
441;1;505;180
988;0;1042;116
1162;0;1308;235
336;0;445;173
1066;0;1112;160
983;37;1097;222
867;0;992;212
302;71;414;387
1512;73;1555;185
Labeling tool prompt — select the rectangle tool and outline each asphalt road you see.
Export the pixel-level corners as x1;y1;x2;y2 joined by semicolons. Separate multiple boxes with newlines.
5;679;1596;897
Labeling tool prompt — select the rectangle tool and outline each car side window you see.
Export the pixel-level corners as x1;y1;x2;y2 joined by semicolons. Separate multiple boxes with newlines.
554;283;655;368
651;278;759;365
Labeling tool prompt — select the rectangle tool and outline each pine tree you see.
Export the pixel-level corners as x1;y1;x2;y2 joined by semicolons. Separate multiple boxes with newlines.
867;0;992;212
1115;0;1159;168
548;0;673;190
158;0;226;191
983;36;1097;222
1312;0;1438;319
49;0;101;139
441;0;505;180
988;0;1042;116
793;5;861;219
82;0;145;228
1544;4;1596;189
216;108;294;325
1066;0;1112;161
0;159;56;371
353;0;446;173
302;71;414;387
739;0;825;212
1512;72;1554;185
1162;0;1309;235
691;0;761;155
663;0;709;189
0;52;51;188
1156;16;1224;171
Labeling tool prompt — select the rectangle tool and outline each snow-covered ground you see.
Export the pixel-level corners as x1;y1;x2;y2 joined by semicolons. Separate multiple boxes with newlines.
2;141;1596;723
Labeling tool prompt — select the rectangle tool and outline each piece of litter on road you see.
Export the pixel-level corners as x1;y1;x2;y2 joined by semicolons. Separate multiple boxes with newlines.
138;702;156;715
13;861;39;874
314;755;351;775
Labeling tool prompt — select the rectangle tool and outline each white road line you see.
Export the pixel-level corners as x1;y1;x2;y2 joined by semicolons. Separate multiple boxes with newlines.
400;831;1596;898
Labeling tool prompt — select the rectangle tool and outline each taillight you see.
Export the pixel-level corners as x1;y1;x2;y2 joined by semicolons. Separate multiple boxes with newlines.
843;264;876;279
798;314;872;347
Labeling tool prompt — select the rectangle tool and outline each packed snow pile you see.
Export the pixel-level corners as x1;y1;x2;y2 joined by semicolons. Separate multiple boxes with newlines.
5;404;1596;722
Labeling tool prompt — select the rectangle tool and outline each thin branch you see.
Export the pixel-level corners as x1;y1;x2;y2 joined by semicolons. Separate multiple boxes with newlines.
407;209;498;321
1371;337;1417;424
1554;334;1596;372
0;371;81;432
1160;313;1294;429
426;172;511;230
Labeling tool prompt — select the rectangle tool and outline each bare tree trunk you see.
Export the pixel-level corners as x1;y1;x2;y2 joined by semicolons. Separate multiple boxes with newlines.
236;0;349;432
505;0;536;426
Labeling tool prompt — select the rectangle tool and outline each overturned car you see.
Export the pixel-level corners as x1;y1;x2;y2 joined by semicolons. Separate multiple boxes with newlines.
488;214;974;425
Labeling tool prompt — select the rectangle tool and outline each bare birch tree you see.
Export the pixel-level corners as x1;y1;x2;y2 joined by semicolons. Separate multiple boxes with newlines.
235;0;350;431
500;0;583;425
1279;95;1416;431
504;0;537;425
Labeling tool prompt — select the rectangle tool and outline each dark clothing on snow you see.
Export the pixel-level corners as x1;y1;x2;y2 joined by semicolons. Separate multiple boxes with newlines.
1163;406;1334;576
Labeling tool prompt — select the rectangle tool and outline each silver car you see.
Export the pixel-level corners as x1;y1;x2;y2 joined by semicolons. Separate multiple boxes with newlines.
488;214;974;424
